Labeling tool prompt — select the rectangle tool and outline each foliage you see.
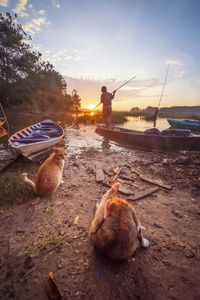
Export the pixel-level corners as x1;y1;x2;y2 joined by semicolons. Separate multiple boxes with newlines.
0;12;81;112
0;173;32;205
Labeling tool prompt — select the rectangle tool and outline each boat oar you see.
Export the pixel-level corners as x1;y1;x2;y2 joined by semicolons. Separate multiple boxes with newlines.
94;75;136;110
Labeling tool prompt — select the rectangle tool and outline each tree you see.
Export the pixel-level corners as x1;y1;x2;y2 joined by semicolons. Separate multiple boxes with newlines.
71;89;81;111
0;12;41;106
0;12;81;112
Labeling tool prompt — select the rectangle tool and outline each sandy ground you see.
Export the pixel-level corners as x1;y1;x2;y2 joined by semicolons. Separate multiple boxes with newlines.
0;125;200;300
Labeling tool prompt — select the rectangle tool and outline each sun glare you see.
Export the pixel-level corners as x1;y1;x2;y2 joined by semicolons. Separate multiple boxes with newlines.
88;104;95;110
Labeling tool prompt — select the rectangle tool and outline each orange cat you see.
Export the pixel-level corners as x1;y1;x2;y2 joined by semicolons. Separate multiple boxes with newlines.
89;183;149;260
21;146;68;196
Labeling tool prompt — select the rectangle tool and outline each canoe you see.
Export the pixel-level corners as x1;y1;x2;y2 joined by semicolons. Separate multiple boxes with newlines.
168;119;200;131
0;119;8;138
0;119;6;127
8;119;64;162
95;123;200;152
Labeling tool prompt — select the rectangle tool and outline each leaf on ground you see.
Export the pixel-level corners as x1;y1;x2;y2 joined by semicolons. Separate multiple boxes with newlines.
24;256;34;270
45;272;62;300
73;215;79;225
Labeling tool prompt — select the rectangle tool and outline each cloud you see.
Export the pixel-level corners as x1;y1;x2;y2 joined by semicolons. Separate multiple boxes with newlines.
22;17;47;35
13;0;29;17
65;56;72;60
172;71;185;78
63;76;162;109
51;0;60;8
38;10;46;15
165;59;182;66
0;0;8;7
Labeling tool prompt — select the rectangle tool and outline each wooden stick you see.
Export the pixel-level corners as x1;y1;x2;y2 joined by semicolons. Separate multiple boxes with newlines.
140;175;172;190
112;163;125;182
129;187;159;202
119;175;135;182
102;182;134;195
127;162;171;190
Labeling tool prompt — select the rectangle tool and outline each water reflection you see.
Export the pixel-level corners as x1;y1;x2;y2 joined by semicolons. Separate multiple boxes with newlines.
0;113;170;153
121;116;169;131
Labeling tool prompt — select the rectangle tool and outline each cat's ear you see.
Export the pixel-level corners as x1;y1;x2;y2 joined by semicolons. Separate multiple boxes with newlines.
53;146;58;152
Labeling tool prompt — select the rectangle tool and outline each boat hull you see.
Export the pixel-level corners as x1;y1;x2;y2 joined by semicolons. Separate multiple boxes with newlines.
96;124;200;152
168;119;200;131
8;119;64;162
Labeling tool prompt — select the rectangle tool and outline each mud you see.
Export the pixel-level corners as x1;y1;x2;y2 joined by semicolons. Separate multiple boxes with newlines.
0;125;200;300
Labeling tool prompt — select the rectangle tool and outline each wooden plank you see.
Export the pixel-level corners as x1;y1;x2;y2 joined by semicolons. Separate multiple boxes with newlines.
102;182;134;195
119;175;135;182
140;175;172;190
95;162;104;182
129;187;159;201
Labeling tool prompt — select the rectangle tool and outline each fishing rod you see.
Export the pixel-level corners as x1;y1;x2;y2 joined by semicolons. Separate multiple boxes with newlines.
113;75;136;93
157;64;169;109
153;64;169;127
94;75;136;109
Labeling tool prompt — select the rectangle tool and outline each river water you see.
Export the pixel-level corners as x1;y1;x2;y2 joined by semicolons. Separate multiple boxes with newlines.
0;114;171;156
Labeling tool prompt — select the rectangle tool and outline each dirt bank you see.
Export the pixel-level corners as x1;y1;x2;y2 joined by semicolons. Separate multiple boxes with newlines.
0;127;200;300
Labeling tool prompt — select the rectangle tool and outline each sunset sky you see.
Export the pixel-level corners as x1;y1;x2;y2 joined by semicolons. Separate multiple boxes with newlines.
1;0;200;110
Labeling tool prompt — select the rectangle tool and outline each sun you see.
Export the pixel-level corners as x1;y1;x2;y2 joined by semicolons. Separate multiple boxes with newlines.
88;104;95;110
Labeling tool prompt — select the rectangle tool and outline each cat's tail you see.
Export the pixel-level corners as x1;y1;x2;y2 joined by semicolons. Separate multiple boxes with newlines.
21;172;35;191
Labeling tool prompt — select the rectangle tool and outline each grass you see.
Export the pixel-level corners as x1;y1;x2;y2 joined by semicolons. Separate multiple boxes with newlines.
125;111;200;120
45;206;54;214
20;234;68;256
0;173;33;205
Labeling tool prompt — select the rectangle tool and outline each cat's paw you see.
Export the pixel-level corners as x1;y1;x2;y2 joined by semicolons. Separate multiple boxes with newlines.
21;172;27;180
60;180;64;185
141;238;150;248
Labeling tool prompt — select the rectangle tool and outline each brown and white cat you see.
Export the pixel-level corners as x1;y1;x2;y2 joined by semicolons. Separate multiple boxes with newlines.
89;183;149;260
21;146;68;196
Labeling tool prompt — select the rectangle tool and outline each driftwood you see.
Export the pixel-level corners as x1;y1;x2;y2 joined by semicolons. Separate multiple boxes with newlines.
139;175;172;190
128;163;171;190
102;182;135;196
129;187;159;202
103;168;114;176
111;163;125;183
95;162;104;182
119;175;135;182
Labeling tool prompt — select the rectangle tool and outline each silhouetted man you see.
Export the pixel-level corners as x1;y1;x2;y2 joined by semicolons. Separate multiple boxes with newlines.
100;86;115;129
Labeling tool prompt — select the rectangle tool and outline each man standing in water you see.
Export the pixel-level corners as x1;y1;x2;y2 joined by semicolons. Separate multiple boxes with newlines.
100;86;116;129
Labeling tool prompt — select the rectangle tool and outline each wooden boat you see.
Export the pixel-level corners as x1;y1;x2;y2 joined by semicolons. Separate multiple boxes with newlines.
95;123;200;151
0;119;8;138
168;119;200;131
0;119;6;127
8;119;64;162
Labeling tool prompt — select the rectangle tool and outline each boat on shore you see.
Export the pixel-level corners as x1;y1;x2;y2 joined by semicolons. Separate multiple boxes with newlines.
167;119;200;131
95;123;200;152
0;119;8;138
8;119;64;162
